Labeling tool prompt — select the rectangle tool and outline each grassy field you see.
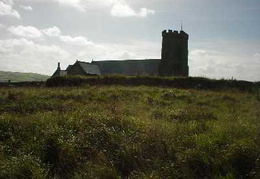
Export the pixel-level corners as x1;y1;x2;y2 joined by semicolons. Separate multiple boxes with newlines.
0;79;259;178
0;71;49;82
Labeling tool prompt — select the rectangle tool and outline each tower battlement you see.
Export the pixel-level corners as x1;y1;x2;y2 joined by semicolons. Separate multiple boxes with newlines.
162;29;177;35
162;29;189;39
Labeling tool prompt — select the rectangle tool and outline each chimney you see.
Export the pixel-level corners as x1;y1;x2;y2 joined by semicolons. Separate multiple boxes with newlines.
58;62;60;69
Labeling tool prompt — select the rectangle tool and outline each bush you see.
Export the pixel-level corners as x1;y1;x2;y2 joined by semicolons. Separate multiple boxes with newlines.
46;75;258;92
0;155;47;179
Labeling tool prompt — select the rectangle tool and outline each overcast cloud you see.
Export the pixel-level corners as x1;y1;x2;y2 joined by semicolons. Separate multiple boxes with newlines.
0;0;20;18
0;0;259;81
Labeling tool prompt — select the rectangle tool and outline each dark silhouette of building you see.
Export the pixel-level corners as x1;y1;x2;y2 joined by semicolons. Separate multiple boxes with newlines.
67;61;101;76
52;62;67;76
53;61;100;76
158;30;189;76
52;29;189;77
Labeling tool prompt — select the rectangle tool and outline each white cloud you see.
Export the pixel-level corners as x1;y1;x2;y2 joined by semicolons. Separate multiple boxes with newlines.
76;44;136;61
2;0;14;5
42;26;95;46
15;0;155;18
0;38;70;75
0;38;34;47
0;38;33;53
60;35;93;46
111;2;136;17
8;26;43;39
189;50;209;59
0;1;20;19
105;50;136;59
0;23;6;28
7;25;95;46
54;0;85;11
254;53;260;60
189;47;260;81
110;2;154;18
42;26;61;37
81;40;160;61
100;0;155;18
139;8;155;18
20;5;33;11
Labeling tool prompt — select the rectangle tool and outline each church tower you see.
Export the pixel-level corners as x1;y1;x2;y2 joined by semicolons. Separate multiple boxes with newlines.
158;29;189;77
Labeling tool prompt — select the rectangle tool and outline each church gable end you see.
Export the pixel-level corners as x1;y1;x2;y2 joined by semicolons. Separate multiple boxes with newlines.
78;62;101;75
67;61;87;76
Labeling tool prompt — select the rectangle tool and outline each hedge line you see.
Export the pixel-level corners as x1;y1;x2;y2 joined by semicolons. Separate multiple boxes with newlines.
46;75;259;92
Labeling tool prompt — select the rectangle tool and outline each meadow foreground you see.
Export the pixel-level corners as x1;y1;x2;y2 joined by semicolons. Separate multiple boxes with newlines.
0;85;259;178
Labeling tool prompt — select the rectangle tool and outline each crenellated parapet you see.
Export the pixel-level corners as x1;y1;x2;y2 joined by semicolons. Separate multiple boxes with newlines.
162;29;189;39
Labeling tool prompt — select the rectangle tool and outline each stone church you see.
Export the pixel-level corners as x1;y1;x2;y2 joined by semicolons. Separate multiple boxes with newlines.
52;29;189;77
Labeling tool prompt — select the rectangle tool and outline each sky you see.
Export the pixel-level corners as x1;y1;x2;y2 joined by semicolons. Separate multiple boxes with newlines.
0;0;259;81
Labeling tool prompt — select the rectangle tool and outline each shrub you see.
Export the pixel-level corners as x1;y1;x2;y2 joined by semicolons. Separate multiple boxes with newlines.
0;155;47;179
46;75;258;92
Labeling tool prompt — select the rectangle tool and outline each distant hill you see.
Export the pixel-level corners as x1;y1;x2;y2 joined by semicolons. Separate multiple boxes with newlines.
0;71;50;82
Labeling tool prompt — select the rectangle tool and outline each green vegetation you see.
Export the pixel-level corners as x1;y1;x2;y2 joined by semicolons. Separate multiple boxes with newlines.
46;75;259;92
0;77;259;178
0;71;49;82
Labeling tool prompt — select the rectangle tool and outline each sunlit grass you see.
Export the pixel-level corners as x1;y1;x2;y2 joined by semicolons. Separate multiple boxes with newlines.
0;85;259;178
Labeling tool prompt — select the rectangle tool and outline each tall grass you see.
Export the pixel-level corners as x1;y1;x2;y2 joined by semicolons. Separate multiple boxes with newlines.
0;85;259;178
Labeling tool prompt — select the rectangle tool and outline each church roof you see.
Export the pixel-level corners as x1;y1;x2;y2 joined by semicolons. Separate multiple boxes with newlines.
66;65;73;71
92;59;160;75
77;61;101;75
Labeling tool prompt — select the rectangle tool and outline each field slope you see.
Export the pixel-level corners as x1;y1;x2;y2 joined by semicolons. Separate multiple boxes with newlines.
0;71;49;82
0;83;259;178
